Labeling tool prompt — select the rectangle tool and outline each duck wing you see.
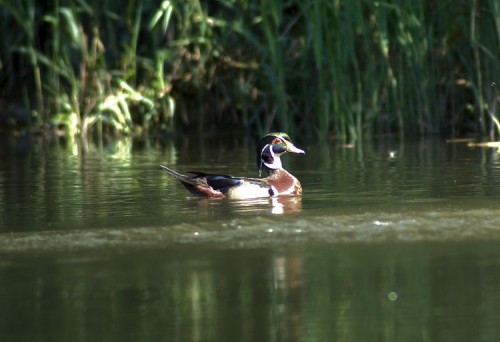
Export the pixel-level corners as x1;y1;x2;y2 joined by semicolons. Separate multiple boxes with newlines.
161;165;268;197
186;171;245;193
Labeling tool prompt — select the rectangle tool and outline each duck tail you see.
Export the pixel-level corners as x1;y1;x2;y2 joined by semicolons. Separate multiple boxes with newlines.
159;165;193;183
160;164;223;197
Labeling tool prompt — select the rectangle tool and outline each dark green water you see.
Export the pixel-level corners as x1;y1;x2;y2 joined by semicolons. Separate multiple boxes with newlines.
1;136;500;341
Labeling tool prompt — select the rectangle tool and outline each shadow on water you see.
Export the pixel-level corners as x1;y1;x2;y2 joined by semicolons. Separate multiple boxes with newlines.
1;135;500;341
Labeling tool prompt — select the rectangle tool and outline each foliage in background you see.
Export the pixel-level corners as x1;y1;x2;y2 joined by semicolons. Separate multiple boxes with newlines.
0;0;498;142
0;0;175;138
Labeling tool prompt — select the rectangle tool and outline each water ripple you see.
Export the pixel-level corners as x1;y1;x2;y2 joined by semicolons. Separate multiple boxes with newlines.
1;208;500;256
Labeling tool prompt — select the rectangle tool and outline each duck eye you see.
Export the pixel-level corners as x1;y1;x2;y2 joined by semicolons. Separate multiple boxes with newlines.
273;138;283;145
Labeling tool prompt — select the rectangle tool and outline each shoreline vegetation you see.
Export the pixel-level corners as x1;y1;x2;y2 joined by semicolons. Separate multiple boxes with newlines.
0;0;498;143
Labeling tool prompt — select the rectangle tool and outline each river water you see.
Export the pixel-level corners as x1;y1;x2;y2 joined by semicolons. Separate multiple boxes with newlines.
1;135;500;341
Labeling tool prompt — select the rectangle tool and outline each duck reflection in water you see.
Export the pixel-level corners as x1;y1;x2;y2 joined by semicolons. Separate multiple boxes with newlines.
193;195;302;216
270;196;302;215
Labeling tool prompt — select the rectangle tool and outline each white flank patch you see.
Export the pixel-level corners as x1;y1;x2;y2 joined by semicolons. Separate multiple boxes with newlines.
228;183;271;199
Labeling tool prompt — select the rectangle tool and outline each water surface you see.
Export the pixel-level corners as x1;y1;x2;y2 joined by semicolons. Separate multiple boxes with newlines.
1;136;500;341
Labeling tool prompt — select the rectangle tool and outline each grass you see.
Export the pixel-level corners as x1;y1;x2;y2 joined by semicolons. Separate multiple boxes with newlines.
0;0;498;142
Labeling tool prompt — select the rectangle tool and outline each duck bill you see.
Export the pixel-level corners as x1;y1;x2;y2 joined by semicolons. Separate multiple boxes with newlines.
285;141;305;154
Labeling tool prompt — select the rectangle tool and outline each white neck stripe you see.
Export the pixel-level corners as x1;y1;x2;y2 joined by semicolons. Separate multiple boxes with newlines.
261;144;282;170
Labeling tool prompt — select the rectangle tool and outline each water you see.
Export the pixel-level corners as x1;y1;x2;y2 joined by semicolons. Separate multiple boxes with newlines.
1;135;500;341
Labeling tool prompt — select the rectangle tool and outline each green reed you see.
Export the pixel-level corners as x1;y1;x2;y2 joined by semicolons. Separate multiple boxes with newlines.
1;0;46;118
0;0;498;141
0;0;175;138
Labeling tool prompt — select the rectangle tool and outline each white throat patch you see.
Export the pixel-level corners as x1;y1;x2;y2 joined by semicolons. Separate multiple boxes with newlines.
261;144;282;170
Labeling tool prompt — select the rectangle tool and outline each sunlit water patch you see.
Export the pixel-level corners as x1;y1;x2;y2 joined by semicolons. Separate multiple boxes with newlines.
1;208;500;256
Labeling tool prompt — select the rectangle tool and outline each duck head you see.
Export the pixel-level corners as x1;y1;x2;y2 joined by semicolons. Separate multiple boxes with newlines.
256;132;305;176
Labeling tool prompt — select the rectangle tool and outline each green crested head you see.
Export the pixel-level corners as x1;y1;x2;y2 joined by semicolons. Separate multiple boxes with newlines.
256;132;305;175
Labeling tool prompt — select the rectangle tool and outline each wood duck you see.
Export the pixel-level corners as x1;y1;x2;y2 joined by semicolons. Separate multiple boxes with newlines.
160;132;305;199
